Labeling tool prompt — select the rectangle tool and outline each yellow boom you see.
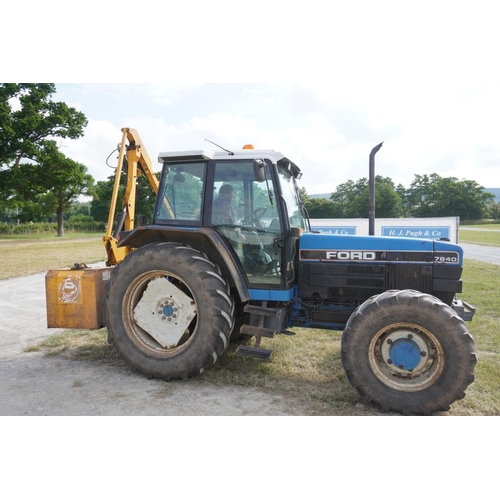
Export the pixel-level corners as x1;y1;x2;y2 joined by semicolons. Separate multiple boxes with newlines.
103;128;159;266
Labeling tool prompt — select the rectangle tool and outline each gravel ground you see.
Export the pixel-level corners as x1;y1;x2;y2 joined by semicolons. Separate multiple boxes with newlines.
0;270;310;416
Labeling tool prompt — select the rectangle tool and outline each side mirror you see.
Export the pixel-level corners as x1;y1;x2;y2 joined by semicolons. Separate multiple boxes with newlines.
253;159;266;182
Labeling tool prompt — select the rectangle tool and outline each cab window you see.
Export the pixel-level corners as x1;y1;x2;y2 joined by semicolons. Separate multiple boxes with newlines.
155;162;205;223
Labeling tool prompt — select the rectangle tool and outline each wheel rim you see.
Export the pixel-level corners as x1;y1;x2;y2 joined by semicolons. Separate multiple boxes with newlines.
122;270;198;356
369;322;445;392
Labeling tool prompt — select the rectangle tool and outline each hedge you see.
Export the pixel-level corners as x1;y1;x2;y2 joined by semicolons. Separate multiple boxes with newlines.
0;221;105;235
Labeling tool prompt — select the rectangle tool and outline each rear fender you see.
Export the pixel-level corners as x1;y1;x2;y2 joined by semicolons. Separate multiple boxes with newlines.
118;226;250;303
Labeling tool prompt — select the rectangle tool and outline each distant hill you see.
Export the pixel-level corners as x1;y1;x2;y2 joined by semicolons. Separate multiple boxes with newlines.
310;189;500;203
486;188;500;202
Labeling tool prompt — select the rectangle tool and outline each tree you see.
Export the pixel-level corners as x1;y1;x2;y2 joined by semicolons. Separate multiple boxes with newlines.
407;174;441;217
330;176;402;218
488;202;500;220
67;201;92;218
407;174;494;220
396;183;412;217
330;179;357;217
299;187;309;204
300;188;340;218
91;170;160;225
0;83;87;169
306;197;341;218
0;83;90;229
6;144;94;236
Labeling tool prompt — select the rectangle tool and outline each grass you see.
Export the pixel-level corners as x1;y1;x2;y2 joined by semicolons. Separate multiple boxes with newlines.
459;227;500;247
26;329;119;363
461;224;500;229
0;231;104;242
451;260;500;414
0;232;106;280
6;231;500;415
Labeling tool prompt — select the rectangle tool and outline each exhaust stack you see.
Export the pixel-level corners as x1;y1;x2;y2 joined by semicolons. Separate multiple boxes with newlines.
369;142;384;235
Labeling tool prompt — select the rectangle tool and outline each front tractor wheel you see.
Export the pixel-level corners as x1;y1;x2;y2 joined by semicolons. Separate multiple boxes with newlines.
103;242;234;380
341;290;477;415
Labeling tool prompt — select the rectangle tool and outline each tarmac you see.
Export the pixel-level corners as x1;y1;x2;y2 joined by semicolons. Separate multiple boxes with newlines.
459;242;500;266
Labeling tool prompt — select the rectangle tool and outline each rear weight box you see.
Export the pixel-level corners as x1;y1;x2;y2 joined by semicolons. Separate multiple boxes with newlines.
45;266;113;329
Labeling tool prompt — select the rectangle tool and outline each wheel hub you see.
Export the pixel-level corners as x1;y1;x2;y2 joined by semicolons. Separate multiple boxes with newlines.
133;277;197;348
388;339;422;371
379;328;431;376
160;303;175;318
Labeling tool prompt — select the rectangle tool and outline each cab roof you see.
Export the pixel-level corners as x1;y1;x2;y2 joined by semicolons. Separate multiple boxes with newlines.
159;148;285;163
157;149;302;178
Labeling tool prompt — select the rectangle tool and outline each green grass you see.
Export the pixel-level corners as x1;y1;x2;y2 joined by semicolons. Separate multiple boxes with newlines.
0;233;106;280
0;231;103;242
454;260;500;414
459;227;500;247
8;231;500;415
25;329;122;364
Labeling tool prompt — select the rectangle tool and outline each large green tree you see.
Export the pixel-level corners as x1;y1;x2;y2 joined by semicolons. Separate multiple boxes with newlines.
5;144;94;236
0;83;87;168
330;176;403;218
408;174;494;220
0;83;89;228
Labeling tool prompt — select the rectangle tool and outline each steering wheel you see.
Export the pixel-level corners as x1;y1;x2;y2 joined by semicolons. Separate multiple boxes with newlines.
175;202;195;219
242;207;267;226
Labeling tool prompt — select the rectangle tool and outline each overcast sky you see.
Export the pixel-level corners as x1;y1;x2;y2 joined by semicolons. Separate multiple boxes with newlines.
6;1;500;195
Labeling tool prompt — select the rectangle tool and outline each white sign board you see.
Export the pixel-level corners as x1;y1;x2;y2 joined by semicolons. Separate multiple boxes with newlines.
310;217;459;244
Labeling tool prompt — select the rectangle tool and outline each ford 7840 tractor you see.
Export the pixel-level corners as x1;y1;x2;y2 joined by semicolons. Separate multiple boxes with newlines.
45;128;477;415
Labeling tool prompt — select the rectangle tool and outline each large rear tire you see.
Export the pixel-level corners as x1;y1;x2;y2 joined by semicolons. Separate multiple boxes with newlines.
341;289;477;415
103;242;234;380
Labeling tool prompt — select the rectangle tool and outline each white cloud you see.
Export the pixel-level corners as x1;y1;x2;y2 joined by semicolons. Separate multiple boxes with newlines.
59;120;122;182
54;79;500;197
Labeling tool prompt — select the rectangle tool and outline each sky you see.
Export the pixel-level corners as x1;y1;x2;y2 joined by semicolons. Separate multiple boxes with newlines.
5;1;500;197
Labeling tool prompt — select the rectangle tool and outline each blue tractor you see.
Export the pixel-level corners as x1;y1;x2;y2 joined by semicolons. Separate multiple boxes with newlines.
97;129;477;415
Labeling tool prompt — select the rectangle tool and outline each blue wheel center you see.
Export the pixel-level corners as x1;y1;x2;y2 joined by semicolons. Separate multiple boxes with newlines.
389;340;421;370
162;305;174;316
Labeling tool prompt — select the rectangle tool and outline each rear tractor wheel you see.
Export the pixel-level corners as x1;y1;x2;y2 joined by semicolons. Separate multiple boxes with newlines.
103;242;234;380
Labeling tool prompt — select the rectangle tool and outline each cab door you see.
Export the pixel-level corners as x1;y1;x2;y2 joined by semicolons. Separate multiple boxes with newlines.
209;159;284;288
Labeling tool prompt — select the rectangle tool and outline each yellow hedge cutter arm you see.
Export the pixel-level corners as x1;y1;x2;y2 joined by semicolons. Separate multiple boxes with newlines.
103;127;159;266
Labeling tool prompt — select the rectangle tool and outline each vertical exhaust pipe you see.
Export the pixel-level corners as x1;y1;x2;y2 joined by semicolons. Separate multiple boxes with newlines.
369;142;384;236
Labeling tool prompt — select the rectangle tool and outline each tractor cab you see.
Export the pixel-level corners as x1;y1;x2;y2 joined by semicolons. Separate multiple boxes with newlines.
154;146;306;298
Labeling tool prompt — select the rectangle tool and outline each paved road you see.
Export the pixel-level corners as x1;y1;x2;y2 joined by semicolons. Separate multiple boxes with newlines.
460;242;500;266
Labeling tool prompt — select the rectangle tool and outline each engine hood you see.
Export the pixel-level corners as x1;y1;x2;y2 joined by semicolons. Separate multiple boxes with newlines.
299;233;463;266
